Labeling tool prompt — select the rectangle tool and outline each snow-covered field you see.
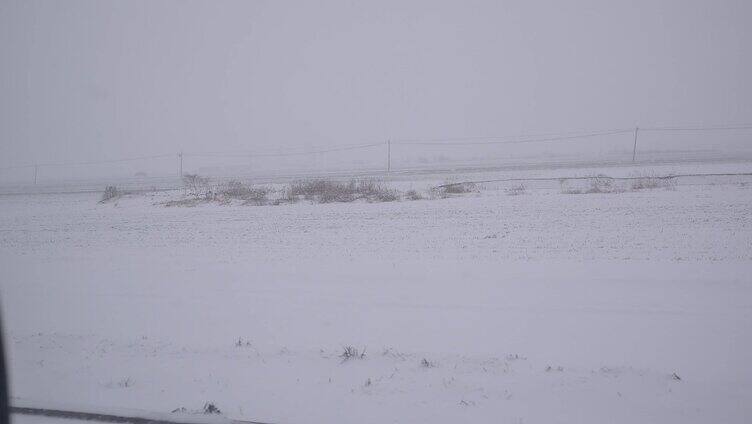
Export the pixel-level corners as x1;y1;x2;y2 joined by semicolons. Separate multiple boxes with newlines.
2;164;752;423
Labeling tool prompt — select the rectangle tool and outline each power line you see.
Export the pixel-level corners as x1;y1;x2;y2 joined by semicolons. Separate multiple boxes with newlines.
393;128;629;144
185;142;383;158
641;125;752;132
184;140;384;157
394;129;634;146
1;123;750;172
0;164;36;171
393;124;752;146
38;154;175;167
0;154;174;171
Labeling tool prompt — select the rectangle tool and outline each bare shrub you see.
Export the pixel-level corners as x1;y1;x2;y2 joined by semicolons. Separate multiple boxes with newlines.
319;181;357;203
287;179;397;203
373;189;399;202
561;176;625;194
117;377;133;388
355;179;398;202
354;179;379;196
162;198;207;207
442;182;476;194
288;179;351;202
420;358;436;368
104;377;133;389
202;403;221;415
100;186;119;203
245;187;270;205
219;180;271;205
222;180;252;198
234;337;252;347
506;353;526;361
381;347;408;360
559;179;582;194
359;180;399;202
505;184;526;196
631;177;659;190
177;178;271;205
431;181;477;198
171;403;221;415
561;173;677;194
287;180;312;198
586;175;615;194
340;346;366;362
561;188;583;194
404;190;423;201
664;177;678;190
182;174;211;196
631;174;677;191
275;187;300;205
218;181;270;205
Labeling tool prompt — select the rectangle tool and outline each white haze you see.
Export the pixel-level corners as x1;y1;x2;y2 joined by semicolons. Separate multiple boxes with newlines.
1;0;751;178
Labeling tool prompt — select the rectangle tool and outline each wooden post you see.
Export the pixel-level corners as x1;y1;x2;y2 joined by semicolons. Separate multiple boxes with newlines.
178;152;183;177
34;164;38;185
632;126;639;162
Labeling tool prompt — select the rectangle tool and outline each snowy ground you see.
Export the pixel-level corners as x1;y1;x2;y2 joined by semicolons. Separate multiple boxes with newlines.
1;164;751;423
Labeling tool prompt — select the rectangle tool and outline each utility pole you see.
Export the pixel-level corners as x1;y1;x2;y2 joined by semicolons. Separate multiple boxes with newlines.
631;126;639;162
34;164;38;185
178;152;183;177
387;140;391;173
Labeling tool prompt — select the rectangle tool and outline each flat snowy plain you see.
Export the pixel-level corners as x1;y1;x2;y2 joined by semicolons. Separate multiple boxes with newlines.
2;163;751;424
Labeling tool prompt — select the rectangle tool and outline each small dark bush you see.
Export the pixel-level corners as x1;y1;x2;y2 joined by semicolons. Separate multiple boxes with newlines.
631;175;677;191
183;174;211;195
442;182;476;194
219;180;269;204
562;175;623;194
117;377;133;388
278;187;300;204
431;181;477;198
222;180;252;197
101;186;119;202
203;403;221;415
505;184;526;196
340;346;366;362
420;358;436;368
586;175;615;193
362;182;398;202
289;179;350;202
171;403;221;415
162;198;206;207
404;190;423;201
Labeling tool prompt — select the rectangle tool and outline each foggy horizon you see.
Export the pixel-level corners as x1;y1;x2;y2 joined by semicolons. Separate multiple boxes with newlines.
2;0;751;169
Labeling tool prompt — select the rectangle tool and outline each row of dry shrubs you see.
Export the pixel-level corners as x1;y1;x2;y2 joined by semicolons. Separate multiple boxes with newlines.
430;182;478;198
179;175;271;205
169;176;445;206
560;174;677;194
286;179;399;203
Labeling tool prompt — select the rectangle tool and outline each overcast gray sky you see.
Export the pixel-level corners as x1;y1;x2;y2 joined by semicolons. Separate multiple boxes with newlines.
1;0;751;168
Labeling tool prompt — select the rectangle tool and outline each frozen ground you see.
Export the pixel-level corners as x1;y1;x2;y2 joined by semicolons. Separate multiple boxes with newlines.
1;164;752;423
